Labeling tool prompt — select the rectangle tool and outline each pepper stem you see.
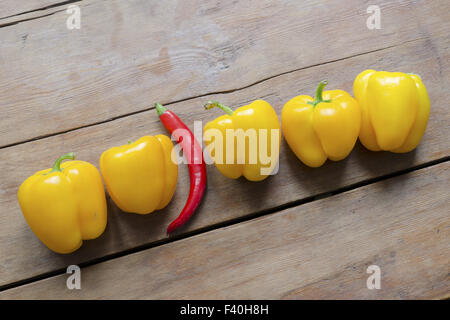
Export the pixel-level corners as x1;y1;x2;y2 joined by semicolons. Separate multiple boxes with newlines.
307;80;332;107
155;102;167;116
204;101;234;115
49;152;75;173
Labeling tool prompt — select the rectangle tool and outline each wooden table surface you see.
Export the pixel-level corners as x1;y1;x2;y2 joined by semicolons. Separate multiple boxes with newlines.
0;0;448;299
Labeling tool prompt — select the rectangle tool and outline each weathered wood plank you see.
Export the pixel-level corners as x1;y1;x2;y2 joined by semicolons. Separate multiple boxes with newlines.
0;1;63;19
1;0;449;147
1;162;448;299
0;36;448;288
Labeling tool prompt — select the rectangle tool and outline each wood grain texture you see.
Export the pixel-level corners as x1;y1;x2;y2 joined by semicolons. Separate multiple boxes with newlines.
1;163;448;299
1;0;449;147
0;35;448;288
0;1;64;19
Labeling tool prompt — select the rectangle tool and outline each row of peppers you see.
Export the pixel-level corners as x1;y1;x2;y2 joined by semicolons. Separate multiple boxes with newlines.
18;69;430;254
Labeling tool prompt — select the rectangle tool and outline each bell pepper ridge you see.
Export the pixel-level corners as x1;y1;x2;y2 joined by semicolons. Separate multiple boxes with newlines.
282;80;361;167
353;69;430;152
203;99;280;181
18;153;108;253
100;135;177;215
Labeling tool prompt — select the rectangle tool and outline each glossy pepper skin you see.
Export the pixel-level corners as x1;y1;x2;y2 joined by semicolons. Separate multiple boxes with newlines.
17;153;107;254
353;70;430;152
100;135;177;215
203;99;281;181
155;103;206;235
281;81;361;168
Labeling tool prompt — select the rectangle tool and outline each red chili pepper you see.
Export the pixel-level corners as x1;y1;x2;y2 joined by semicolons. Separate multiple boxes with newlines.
155;103;207;235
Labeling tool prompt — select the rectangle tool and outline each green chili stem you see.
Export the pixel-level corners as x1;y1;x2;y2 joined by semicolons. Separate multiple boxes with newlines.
155;102;167;116
204;101;234;115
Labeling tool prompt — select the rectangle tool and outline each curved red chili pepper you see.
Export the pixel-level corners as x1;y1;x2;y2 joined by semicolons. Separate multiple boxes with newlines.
155;103;207;235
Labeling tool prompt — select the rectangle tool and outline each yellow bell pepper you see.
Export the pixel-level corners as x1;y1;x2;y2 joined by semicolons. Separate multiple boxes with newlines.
281;81;361;167
203;100;280;181
100;135;177;214
17;153;107;254
353;70;430;152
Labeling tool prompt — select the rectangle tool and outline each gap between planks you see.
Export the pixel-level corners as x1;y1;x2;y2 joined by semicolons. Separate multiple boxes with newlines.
1;160;448;299
1;0;447;148
1;155;448;293
1;0;448;292
0;28;447;289
0;1;83;21
0;37;427;150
